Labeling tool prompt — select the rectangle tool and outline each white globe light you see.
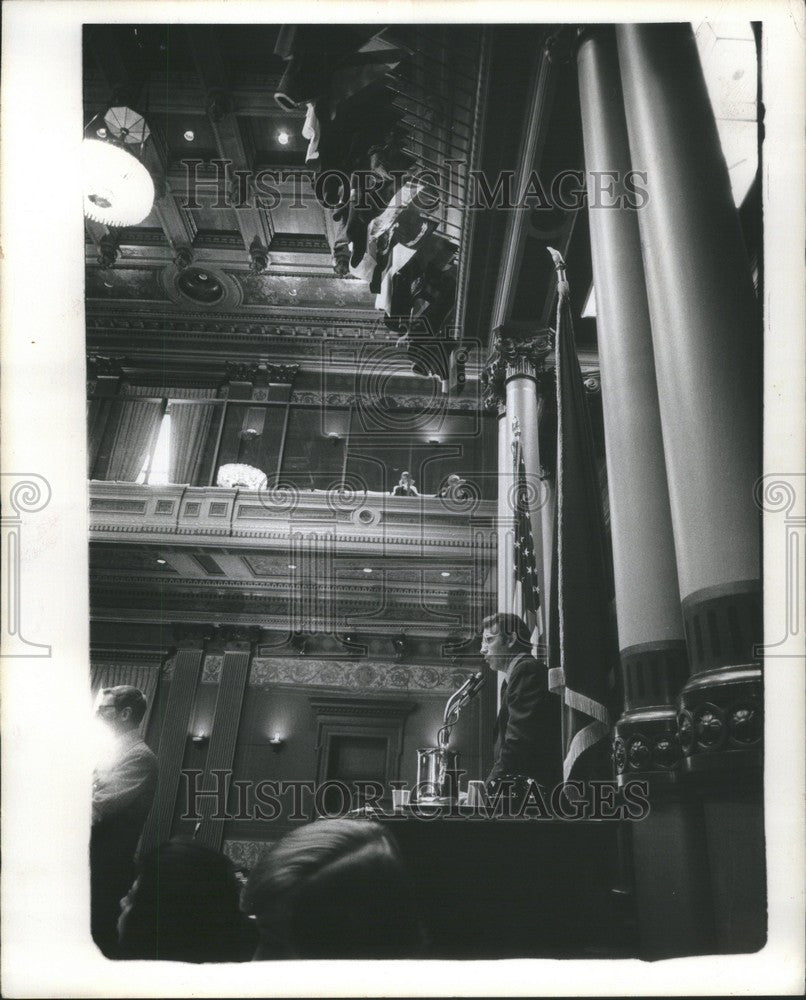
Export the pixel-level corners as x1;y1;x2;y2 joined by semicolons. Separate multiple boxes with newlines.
83;139;155;227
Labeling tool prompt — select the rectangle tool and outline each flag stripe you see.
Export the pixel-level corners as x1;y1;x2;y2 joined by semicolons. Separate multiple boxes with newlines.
512;430;541;656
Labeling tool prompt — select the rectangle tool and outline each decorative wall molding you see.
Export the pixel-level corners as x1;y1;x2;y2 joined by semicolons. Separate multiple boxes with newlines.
249;657;473;692
185;654;475;693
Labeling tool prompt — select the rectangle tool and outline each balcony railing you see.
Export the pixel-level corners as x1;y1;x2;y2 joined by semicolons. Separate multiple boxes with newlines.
88;480;497;555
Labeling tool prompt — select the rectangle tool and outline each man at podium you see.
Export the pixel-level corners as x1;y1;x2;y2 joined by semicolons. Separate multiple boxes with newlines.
479;612;560;791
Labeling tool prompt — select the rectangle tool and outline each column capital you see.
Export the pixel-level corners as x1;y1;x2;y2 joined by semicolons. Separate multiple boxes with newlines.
212;624;262;653
171;623;215;650
482;324;553;408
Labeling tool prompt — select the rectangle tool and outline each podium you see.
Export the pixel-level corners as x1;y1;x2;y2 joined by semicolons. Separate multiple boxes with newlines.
376;813;635;958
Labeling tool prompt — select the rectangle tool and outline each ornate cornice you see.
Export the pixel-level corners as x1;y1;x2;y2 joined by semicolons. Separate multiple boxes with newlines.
224;361;299;386
87;354;127;378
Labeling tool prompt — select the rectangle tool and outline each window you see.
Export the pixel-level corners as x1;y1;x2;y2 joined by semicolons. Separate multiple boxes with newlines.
137;410;171;485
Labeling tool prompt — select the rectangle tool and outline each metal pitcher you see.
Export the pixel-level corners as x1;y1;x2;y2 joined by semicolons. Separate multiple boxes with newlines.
415;747;459;803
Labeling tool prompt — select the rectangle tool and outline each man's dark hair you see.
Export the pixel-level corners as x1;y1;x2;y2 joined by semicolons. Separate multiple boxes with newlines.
481;612;532;651
101;685;148;726
243;817;427;959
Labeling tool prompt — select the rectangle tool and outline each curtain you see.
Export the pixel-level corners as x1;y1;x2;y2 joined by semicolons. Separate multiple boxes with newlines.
87;397;114;476
166;388;217;485
104;387;164;482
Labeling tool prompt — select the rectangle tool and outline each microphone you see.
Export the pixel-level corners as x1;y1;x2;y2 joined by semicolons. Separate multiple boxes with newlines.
456;671;485;708
443;674;477;723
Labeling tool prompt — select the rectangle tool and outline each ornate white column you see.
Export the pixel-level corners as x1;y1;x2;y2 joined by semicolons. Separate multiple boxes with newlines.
618;22;764;953
578;26;688;782
578;26;712;959
482;325;551;625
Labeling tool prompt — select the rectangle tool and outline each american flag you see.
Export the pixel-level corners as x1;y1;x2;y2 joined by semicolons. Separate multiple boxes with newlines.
512;419;542;655
548;246;615;781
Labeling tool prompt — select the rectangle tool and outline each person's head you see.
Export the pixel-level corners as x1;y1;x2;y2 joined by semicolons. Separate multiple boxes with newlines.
400;471;412;484
480;613;531;671
95;685;147;735
117;838;253;962
242;818;426;960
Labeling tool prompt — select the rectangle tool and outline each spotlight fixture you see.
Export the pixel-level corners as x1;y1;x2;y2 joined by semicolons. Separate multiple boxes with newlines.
441;571;451;577
156;558;167;565
191;733;209;745
183;129;195;142
277;130;290;146
363;567;373;574
288;563;297;571
268;734;285;750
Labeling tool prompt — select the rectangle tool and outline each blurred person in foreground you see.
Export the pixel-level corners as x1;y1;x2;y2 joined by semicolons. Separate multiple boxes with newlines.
117;838;256;962
91;685;157;956
242;817;427;959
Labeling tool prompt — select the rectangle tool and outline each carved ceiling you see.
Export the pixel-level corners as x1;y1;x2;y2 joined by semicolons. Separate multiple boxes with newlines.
84;22;598;648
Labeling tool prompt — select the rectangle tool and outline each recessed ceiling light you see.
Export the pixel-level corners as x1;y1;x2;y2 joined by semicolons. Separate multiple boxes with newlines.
156;558;167;565
183;129;195;142
363;567;373;574
441;571;451;577
288;564;297;570
277;130;290;146
96;127;108;139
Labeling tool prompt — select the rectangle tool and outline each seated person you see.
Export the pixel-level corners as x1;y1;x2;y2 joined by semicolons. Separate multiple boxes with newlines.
117;838;256;962
391;470;419;496
438;473;468;499
242;817;427;959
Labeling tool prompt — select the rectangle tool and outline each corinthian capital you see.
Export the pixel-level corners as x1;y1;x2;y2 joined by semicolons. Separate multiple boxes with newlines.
482;324;553;407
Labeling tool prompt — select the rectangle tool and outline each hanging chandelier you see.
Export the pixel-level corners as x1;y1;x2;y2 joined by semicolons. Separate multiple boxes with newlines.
83;106;155;227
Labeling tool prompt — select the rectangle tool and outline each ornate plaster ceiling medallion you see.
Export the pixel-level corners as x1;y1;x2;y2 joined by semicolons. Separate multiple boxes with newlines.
162;263;242;310
177;267;226;304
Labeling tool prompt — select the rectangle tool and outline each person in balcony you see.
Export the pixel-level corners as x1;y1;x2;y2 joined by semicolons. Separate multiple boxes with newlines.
391;470;419;496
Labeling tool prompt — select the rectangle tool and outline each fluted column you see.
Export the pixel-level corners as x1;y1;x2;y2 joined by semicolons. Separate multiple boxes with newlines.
618;22;762;769
195;629;256;850
578;27;715;958
140;635;206;853
618;22;764;952
579;26;688;783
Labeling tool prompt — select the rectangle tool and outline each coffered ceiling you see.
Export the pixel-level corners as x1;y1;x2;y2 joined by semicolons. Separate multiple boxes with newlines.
84;22;598;653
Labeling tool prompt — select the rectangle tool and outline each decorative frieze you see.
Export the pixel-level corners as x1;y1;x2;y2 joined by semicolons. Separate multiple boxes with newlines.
248;657;473;692
224;361;299;386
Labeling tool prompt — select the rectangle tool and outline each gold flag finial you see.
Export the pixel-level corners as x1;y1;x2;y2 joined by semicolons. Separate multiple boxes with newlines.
547;246;570;302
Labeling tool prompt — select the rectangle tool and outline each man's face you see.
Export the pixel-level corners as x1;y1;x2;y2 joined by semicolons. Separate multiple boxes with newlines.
480;626;509;671
95;693;130;734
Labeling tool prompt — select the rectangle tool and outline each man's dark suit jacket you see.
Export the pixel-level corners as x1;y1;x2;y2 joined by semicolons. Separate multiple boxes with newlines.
486;652;561;786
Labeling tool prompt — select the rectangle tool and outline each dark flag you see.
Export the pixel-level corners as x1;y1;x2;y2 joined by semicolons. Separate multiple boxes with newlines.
547;247;616;781
511;417;542;655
